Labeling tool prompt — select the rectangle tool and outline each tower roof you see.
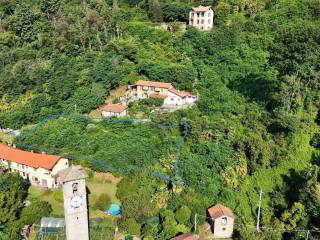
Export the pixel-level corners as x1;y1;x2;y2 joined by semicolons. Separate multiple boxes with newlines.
207;204;234;219
59;165;87;183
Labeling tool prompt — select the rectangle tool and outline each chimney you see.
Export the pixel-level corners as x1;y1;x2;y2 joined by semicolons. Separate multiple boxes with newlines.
42;152;46;155
13;144;16;148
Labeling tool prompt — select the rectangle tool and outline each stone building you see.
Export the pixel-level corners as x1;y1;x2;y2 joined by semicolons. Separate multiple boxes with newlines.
59;165;89;240
207;203;234;238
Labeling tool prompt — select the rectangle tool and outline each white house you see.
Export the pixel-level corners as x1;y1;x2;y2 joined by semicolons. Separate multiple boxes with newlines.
164;88;197;106
0;144;69;188
101;103;128;117
207;204;234;238
189;5;214;31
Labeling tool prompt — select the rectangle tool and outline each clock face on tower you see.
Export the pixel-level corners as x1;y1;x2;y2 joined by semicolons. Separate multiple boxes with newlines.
70;196;83;208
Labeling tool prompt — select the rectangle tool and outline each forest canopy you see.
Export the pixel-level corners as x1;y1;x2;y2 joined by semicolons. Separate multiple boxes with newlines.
0;0;319;239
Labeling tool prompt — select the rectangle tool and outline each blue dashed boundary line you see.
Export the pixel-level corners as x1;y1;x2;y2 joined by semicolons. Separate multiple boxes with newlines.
16;114;188;185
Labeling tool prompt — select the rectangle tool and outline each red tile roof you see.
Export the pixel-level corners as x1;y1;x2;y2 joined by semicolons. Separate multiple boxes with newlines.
192;5;212;12
0;144;61;170
135;80;173;89
208;204;234;219
168;88;195;98
101;103;128;113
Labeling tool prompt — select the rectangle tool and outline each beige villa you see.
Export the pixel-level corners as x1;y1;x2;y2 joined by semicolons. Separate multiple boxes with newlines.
0;144;69;188
208;204;234;238
189;6;214;31
128;80;197;107
128;80;173;100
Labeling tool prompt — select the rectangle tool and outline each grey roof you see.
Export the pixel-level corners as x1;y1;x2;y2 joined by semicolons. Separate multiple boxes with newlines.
41;218;65;228
59;165;87;183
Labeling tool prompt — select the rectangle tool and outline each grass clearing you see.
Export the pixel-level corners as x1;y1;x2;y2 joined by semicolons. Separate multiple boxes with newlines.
28;172;121;219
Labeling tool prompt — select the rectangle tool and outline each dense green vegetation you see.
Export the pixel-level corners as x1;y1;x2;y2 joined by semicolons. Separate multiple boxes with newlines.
0;0;319;239
19;115;180;173
0;173;52;239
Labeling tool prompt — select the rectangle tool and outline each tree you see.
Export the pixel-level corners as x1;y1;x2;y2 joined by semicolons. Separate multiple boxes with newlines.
93;194;111;211
175;206;191;225
162;3;189;22
19;201;52;225
6;3;36;41
147;0;163;22
0;173;28;233
299;165;320;225
40;0;61;19
119;218;141;236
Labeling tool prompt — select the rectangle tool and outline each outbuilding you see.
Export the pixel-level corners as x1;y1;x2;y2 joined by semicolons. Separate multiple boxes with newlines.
101;103;128;117
207;204;234;238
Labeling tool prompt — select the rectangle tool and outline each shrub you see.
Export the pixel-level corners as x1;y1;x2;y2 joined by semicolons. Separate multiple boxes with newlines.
119;217;141;236
52;189;64;203
175;206;191;225
19;200;52;225
140;97;163;107
93;193;111;211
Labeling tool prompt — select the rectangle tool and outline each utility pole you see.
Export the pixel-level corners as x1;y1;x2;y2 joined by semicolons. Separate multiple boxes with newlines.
194;213;198;233
305;230;310;240
256;189;263;232
74;104;77;113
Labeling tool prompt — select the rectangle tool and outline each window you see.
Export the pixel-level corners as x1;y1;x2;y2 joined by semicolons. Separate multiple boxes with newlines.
171;98;174;101
35;177;38;182
72;183;78;194
201;19;204;24
222;227;226;231
197;20;199;24
201;12;204;17
208;12;211;17
149;86;155;91
221;217;227;225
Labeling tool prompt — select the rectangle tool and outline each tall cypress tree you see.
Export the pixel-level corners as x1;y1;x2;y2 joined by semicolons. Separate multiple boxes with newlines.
147;0;163;22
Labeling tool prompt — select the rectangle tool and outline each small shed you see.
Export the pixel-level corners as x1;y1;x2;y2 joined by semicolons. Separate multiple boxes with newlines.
101;103;128;117
207;204;234;239
40;217;65;234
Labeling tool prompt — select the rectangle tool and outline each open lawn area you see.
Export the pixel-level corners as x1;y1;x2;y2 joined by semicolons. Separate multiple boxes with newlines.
27;172;121;219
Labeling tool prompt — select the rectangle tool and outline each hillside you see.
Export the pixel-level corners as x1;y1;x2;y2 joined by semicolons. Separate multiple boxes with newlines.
0;0;320;239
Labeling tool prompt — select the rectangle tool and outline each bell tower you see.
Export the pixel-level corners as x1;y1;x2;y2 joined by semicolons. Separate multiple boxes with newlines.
59;165;89;240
